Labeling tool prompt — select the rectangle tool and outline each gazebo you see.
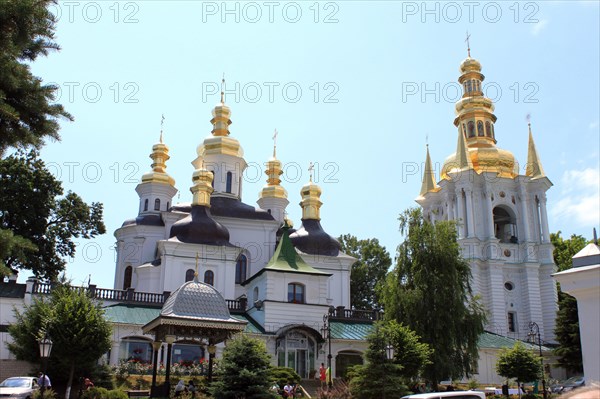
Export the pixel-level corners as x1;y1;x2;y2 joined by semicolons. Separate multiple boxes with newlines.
142;276;247;397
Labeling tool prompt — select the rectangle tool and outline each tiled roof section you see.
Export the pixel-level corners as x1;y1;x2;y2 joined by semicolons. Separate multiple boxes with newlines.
330;321;373;340
478;331;553;352
264;227;332;276
103;304;161;325
0;282;26;298
231;314;264;334
161;279;233;321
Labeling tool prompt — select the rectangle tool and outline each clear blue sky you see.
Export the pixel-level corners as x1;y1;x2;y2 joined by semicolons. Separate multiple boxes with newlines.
24;1;600;288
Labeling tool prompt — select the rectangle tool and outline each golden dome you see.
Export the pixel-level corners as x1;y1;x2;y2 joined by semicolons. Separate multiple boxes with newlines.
260;156;288;200
441;145;518;180
141;142;175;186
300;178;323;220
460;57;482;73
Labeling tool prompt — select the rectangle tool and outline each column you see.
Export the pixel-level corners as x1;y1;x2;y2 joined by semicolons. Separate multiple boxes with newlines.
110;341;120;366
487;192;496;239
539;194;550;243
465;189;475;238
456;190;466;238
519;188;531;242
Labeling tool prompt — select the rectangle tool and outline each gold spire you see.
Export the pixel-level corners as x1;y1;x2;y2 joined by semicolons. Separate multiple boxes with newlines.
300;163;322;220
190;157;214;207
455;128;473;170
419;144;439;197
210;76;232;137
260;130;287;200
141;116;175;186
525;119;546;179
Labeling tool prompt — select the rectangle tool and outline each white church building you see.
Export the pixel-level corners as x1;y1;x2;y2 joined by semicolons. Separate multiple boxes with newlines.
1;53;561;385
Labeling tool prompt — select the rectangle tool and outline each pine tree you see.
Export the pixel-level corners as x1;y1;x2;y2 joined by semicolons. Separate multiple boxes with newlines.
210;334;277;399
383;207;487;388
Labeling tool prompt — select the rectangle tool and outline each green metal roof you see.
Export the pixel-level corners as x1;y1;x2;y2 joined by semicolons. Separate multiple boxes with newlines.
103;304;161;325
478;331;552;352
264;228;331;276
231;314;264;334
330;321;373;340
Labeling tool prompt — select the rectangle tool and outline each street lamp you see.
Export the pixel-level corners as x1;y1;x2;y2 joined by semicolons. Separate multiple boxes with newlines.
38;334;53;398
322;313;333;389
528;322;547;399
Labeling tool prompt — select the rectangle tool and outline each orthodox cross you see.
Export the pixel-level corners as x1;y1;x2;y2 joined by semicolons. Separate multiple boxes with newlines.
308;162;314;182
272;129;278;157
465;31;471;57
195;252;199;277
160;114;165;143
220;73;225;104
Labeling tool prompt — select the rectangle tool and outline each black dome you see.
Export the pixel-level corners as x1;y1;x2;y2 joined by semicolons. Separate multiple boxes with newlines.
289;219;341;257
169;206;230;246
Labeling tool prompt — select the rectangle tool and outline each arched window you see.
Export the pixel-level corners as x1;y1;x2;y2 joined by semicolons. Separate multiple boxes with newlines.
144;199;148;211
210;171;215;188
493;206;518;243
235;255;247;284
166;201;170;210
491;123;495;139
226;172;233;193
253;287;259;302
204;270;214;286
185;269;195;282
467;121;475;137
288;283;305;304
485;121;492;137
477;121;484;137
123;266;132;290
466;80;473;93
154;198;160;211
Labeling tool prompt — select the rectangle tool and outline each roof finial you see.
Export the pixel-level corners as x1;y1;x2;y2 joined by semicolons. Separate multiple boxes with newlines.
308;161;314;183
160;114;165;143
426;133;429;148
272;129;278;158
526;113;532;132
195;252;199;277
220;73;225;104
465;31;471;57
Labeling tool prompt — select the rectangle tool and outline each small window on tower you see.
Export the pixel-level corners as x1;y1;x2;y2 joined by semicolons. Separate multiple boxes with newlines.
154;198;160;211
204;270;214;286
485;121;492;137
477;121;484;137
226;172;232;193
507;312;517;333
467;121;475;138
144;199;148;211
123;266;132;290
235;255;247;284
185;269;195;282
466;80;473;93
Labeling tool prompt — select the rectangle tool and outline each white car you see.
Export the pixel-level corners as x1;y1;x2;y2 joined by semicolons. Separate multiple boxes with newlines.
0;377;39;399
402;392;485;399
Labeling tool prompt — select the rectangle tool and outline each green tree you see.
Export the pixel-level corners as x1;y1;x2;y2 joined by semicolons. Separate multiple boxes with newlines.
348;322;407;399
496;342;541;398
0;0;72;156
383;320;432;383
210;334;277;399
0;151;105;280
8;280;112;399
382;207;487;388
550;231;587;374
0;228;37;277
339;234;391;310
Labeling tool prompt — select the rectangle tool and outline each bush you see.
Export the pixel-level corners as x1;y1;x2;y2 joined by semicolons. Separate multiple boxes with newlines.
33;388;58;399
90;364;116;390
106;390;128;399
83;387;109;399
271;367;301;387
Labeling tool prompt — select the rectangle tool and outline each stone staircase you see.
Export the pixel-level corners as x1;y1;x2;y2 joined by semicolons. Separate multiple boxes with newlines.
298;378;323;398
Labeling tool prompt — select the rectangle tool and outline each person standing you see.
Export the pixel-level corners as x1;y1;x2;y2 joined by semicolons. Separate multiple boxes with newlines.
38;372;51;397
319;363;326;389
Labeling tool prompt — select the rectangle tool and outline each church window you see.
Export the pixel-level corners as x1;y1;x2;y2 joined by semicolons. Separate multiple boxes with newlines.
507;312;517;333
144;199;148;211
253;287;259;303
267;209;272;215
210;171;214;188
166;201;170;210
467;121;475;137
493;206;518;243
185;269;195;282
485;121;492;137
491;124;495;139
123;266;132;290
477;121;484;137
154;198;160;211
466;80;473;93
226;172;232;193
204;270;214;286
235;255;247;284
288;283;305;304
504;281;514;291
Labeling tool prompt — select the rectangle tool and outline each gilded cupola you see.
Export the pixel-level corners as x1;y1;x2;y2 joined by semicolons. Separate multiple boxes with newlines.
441;50;518;180
141;123;175;187
260;130;288;201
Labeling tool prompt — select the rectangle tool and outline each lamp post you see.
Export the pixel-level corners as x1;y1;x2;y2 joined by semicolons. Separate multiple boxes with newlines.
322;313;333;389
528;322;547;399
38;334;53;399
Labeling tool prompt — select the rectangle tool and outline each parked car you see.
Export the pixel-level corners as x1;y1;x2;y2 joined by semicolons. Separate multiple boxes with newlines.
402;391;485;399
553;376;585;393
0;377;39;399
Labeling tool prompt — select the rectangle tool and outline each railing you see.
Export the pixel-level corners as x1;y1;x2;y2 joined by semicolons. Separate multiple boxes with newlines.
328;306;380;322
30;281;243;311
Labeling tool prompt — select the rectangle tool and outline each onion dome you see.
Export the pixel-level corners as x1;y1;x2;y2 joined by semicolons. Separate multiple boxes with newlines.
160;277;234;320
289;219;341;257
442;53;518;180
169;157;231;245
260;154;288;201
141;131;175;186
